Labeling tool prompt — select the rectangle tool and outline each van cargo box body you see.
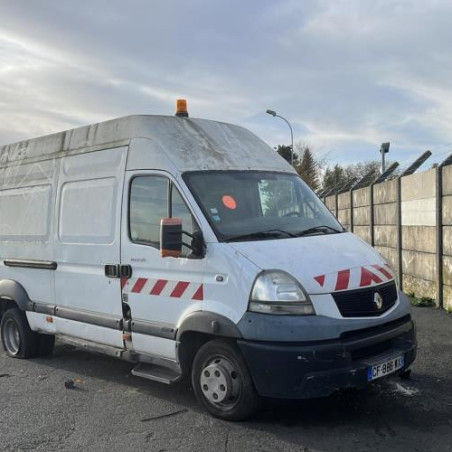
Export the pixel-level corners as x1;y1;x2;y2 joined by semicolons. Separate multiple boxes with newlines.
0;113;416;420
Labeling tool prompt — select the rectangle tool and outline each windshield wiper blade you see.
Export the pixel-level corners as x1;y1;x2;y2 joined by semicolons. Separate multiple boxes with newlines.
295;225;343;237
263;228;297;237
225;229;296;242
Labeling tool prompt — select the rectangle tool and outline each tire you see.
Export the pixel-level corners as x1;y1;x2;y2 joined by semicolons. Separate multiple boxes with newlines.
191;339;260;421
0;307;39;359
38;334;55;357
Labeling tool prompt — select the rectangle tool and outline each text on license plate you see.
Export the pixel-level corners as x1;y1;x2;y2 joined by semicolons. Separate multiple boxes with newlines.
367;355;404;381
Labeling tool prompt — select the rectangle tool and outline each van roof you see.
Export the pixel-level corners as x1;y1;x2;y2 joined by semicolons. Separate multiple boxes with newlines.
0;115;293;173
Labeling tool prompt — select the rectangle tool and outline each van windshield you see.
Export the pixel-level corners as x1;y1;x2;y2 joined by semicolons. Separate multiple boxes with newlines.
183;171;343;242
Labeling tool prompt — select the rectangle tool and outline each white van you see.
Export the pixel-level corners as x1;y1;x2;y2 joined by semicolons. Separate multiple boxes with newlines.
0;102;416;420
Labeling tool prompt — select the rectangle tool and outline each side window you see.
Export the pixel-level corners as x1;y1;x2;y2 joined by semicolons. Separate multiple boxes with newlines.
59;178;117;244
129;176;198;257
130;176;168;247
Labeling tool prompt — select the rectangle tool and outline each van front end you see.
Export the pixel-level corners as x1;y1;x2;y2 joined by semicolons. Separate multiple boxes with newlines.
183;169;416;418
236;289;416;400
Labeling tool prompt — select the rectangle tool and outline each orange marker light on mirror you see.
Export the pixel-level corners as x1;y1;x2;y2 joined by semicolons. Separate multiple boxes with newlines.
160;217;183;258
175;99;189;117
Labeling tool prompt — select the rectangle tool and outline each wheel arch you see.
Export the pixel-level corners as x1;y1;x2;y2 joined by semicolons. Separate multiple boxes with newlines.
176;311;242;374
0;279;31;314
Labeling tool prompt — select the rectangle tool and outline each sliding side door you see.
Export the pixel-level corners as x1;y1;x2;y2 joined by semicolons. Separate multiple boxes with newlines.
54;147;127;348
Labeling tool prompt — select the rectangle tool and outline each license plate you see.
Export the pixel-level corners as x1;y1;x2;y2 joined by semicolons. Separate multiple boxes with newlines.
367;355;404;381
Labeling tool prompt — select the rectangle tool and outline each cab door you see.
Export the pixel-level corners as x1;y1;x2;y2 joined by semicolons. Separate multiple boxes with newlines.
120;171;205;360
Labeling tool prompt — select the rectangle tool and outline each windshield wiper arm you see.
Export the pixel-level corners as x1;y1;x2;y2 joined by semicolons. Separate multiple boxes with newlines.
295;225;344;237
225;229;297;242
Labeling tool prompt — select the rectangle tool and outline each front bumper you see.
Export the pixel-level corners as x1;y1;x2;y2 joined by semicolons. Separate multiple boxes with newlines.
237;315;416;399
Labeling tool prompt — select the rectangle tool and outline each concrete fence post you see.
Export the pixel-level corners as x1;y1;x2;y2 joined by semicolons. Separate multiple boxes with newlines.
370;184;375;246
350;188;354;233
334;192;338;218
436;165;444;308
396;176;403;291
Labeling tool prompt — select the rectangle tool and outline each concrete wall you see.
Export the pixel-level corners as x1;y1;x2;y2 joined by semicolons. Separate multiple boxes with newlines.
352;187;371;243
374;179;398;272
401;169;437;301
322;164;452;311
325;195;336;217
337;192;351;230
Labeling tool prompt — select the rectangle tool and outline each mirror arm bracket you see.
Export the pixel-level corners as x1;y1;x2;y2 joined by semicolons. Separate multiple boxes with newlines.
183;230;205;257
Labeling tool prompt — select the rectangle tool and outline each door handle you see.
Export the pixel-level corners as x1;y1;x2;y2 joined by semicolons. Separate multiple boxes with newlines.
105;264;120;278
105;264;132;279
120;265;132;279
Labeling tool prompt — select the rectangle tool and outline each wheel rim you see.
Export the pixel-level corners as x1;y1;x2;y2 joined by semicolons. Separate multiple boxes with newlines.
3;318;21;355
199;355;241;408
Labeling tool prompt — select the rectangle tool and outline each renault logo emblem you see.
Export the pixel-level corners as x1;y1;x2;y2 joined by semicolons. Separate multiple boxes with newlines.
374;292;384;310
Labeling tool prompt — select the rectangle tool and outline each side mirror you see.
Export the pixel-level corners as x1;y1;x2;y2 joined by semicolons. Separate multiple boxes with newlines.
160;218;182;258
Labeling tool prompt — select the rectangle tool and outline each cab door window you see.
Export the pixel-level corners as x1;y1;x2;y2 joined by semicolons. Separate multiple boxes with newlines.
130;176;168;247
129;176;197;257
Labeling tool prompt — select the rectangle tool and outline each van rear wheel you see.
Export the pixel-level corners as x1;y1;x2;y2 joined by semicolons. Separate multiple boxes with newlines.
191;339;260;421
0;308;39;359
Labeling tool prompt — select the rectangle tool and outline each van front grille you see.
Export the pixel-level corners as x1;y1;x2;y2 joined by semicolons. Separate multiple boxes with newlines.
332;281;397;317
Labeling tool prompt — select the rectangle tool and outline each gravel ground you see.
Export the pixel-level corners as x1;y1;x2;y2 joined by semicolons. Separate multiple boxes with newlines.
0;306;451;452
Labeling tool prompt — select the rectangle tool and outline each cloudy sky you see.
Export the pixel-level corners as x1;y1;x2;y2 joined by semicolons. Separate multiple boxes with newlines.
1;0;452;167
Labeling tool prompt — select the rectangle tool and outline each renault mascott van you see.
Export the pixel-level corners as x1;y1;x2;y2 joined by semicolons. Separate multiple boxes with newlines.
0;102;416;420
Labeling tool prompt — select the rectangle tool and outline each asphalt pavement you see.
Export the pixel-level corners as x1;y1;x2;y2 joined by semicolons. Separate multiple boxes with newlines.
1;306;451;452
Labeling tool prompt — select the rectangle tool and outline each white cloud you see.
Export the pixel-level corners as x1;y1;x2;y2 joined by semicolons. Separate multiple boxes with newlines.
0;0;451;167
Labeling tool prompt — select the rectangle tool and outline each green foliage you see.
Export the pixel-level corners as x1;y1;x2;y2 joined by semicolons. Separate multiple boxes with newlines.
295;146;320;191
323;164;346;191
275;143;322;191
275;145;299;165
322;160;382;192
407;293;435;307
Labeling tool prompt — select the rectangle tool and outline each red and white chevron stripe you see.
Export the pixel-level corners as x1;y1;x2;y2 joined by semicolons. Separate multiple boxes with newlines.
314;264;394;292
121;277;203;301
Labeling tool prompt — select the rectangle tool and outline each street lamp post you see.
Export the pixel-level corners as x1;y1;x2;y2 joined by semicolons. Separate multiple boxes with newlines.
266;109;294;166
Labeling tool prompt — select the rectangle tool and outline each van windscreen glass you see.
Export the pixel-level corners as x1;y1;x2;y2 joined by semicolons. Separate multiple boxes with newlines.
183;171;343;242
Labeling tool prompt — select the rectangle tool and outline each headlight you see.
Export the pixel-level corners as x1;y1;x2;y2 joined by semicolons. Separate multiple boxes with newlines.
249;271;315;315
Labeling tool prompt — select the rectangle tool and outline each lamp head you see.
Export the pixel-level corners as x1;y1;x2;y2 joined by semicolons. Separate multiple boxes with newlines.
380;142;390;154
266;109;277;117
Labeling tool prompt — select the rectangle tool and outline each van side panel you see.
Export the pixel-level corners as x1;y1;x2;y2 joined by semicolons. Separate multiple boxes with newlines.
0;159;58;305
54;147;127;348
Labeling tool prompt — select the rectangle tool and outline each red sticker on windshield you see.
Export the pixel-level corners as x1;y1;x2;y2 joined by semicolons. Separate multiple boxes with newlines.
222;195;237;210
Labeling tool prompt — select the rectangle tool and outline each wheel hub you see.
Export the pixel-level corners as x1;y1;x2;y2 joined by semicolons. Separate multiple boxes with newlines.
3;318;20;355
200;357;240;405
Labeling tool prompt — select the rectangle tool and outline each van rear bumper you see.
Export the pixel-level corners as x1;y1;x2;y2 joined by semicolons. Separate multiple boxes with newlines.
237;317;416;399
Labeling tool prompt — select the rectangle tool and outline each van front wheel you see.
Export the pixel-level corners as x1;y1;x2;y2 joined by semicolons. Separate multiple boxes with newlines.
0;308;39;359
191;339;260;421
